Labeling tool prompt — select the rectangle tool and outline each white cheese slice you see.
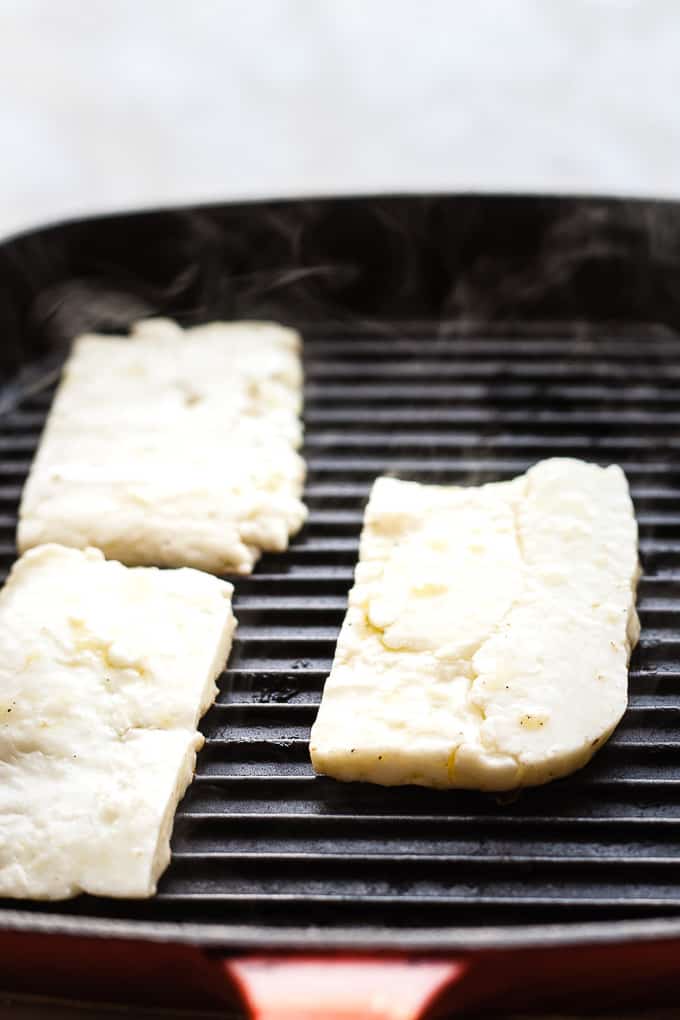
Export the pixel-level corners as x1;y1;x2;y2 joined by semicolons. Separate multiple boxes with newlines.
0;543;236;899
310;458;640;791
17;318;306;574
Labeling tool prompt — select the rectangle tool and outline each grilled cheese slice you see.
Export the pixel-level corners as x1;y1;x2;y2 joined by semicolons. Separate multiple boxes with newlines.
0;544;236;899
310;458;640;791
17;318;306;574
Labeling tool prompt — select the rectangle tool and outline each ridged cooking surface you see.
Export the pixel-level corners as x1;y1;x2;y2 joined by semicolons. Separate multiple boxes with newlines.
2;329;680;936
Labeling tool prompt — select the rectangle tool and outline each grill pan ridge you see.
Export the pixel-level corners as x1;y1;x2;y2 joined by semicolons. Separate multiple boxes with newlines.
2;195;680;950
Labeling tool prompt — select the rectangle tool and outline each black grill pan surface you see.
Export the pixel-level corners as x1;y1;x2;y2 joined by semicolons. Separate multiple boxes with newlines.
2;194;680;950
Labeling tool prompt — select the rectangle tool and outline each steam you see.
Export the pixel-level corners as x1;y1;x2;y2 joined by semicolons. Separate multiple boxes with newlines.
441;198;680;332
1;194;679;424
2;196;679;379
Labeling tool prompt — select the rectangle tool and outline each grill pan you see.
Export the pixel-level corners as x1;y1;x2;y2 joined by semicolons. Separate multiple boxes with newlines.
2;195;680;1015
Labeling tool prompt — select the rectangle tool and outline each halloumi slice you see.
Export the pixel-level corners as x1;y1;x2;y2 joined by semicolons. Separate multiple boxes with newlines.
18;318;306;574
310;458;640;791
0;544;236;899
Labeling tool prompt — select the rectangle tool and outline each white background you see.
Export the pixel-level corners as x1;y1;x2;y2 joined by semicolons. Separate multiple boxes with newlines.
1;0;680;237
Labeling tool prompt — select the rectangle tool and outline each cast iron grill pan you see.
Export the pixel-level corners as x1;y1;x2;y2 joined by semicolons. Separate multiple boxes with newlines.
1;325;680;935
2;194;680;948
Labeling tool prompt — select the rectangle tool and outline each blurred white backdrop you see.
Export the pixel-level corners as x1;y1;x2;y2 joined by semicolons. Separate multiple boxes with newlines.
1;0;680;236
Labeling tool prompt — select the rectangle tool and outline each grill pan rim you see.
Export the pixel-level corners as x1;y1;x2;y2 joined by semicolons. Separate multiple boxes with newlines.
3;907;680;951
2;186;678;247
2;192;680;950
